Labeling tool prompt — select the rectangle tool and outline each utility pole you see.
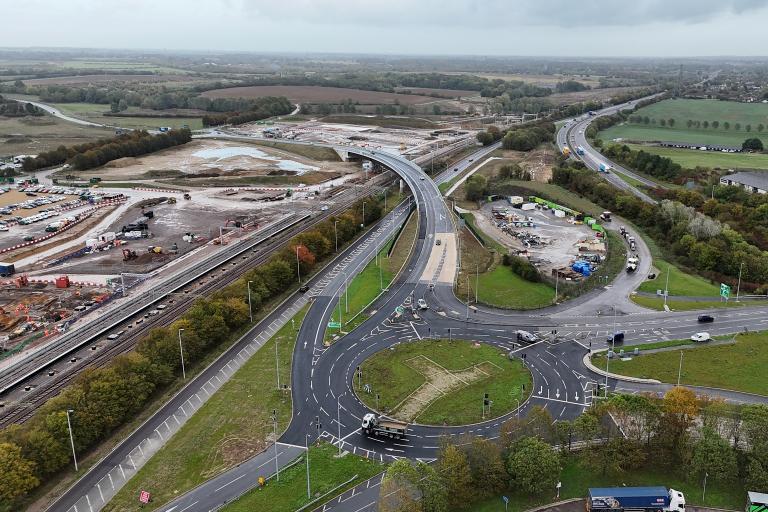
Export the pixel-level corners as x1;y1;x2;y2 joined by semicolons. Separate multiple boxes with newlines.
247;281;253;323
66;409;78;472
178;328;186;380
736;262;744;302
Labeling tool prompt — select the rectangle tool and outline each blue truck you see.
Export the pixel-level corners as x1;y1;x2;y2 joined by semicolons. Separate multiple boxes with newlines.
587;487;686;512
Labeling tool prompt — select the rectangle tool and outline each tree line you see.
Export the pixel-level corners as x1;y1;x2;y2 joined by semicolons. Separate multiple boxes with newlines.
602;144;685;182
553;165;768;291
0;96;43;117
21;129;192;172
476;122;556;151
629;115;766;134
0;194;389;505
201;96;293;127
380;388;768;512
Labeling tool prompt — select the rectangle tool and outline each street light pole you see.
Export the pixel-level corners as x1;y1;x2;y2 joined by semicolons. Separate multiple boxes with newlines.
296;246;301;284
736;262;744;302
178;328;186;380
337;393;345;456
342;271;349;314
275;328;280;390
605;306;617;397
475;263;479;304
247;280;253;323
66;409;78;472
677;350;683;387
272;409;280;481
305;434;311;499
334;220;339;253
664;264;671;309
702;472;708;503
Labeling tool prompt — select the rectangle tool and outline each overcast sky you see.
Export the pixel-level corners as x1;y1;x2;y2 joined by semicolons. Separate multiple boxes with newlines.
3;0;768;57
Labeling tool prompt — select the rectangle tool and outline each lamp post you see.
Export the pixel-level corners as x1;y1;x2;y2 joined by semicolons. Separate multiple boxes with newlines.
305;433;311;499
178;328;186;380
247;280;253;323
736;262;744;302
664;264;671;309
271;409;280;481
66;409;78;472
275;327;281;390
475;263;479;304
677;350;683;387
341;271;349;314
296;246;301;283
337;393;346;456
702;472;708;503
604;306;617;397
334;220;339;253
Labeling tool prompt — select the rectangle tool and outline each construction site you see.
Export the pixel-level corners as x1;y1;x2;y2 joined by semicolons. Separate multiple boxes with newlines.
478;198;608;280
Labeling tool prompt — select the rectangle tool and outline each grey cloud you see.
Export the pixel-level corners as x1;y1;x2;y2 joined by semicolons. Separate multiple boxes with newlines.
245;0;768;27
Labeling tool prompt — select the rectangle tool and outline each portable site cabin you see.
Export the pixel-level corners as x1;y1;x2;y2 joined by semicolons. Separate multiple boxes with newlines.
747;492;768;512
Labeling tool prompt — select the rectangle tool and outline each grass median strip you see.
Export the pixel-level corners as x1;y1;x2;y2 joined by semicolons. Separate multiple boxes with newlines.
637;259;720;297
631;295;768;311
103;305;309;512
221;443;383;512
360;339;531;425
597;330;768;395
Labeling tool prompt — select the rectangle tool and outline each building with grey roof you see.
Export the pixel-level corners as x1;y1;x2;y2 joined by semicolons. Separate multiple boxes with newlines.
719;171;768;194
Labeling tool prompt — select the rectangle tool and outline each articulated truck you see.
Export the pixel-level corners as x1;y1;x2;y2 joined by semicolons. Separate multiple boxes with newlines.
587;487;685;512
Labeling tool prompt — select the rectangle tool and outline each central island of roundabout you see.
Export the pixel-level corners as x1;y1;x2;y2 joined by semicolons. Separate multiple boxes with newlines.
356;339;532;426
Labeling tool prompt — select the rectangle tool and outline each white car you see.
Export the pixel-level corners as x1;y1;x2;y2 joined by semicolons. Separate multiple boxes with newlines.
417;298;428;310
691;332;711;342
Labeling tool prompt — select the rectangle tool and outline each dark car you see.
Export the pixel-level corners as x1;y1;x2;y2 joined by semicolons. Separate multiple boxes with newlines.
299;284;310;293
697;314;714;323
607;331;625;344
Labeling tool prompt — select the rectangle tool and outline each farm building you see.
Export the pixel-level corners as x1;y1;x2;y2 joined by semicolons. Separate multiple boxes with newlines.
719;171;768;194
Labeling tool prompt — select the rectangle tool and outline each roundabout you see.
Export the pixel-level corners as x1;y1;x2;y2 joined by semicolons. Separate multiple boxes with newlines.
357;339;531;426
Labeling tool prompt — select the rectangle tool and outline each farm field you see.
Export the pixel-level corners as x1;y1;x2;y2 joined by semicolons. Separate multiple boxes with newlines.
547;86;643;106
51;103;204;130
200;85;442;105
599;98;768;146
393;86;478;98
621;143;768;170
22;74;199;86
0;114;112;157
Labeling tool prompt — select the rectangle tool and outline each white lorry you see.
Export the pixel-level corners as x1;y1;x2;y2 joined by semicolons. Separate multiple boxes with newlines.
361;413;408;440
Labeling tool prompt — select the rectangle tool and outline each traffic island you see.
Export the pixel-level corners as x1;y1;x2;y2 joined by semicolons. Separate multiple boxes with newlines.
356;339;531;425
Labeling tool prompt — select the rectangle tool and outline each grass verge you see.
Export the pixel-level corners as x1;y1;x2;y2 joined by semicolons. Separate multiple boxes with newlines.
637;259;720;297
249;140;341;161
102;305;309;512
630;296;768;311
221;443;383;512
359;339;531;425
622;143;768;171
597;330;768;395
324;209;417;344
472;456;744;512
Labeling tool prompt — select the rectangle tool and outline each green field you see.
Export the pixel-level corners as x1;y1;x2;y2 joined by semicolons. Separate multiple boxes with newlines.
52;102;203;130
599;98;768;146
360;340;531;425
622;143;768;170
472;457;744;512
103;306;308;512
222;444;383;512
638;260;720;297
604;331;768;396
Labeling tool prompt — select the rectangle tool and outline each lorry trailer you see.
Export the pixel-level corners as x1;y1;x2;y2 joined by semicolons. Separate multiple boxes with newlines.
361;413;408;440
587;487;685;512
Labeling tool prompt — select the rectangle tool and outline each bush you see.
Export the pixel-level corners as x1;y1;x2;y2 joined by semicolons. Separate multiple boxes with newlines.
502;254;541;282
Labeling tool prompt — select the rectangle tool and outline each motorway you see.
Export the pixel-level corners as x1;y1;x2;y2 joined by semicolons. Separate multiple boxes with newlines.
37;99;768;512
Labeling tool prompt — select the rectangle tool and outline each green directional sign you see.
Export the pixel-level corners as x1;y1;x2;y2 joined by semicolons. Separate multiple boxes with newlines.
720;283;731;299
327;321;341;329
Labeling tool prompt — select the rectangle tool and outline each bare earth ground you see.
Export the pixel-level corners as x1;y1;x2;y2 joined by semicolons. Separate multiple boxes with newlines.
547;86;645;106
392;86;479;98
200;85;442;105
392;355;499;422
59;139;357;182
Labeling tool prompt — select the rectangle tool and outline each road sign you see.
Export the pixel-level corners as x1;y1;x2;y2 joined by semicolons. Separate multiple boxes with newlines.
502;496;509;504
327;321;341;329
395;305;404;314
720;283;731;299
139;490;151;504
